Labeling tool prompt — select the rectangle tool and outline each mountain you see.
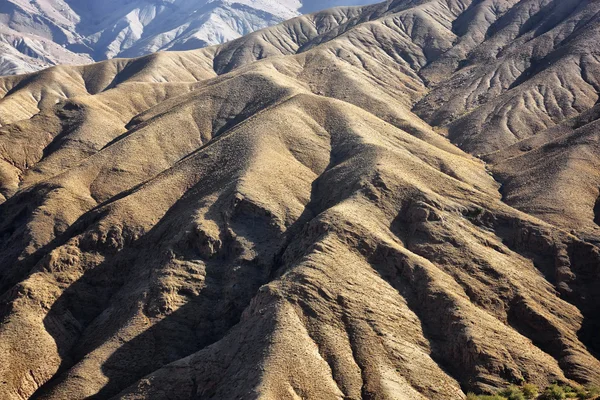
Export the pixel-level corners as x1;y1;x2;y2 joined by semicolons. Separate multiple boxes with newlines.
0;0;376;76
1;0;600;399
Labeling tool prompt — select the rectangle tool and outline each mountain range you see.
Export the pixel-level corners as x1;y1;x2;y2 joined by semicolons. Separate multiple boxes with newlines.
1;0;600;399
0;0;375;75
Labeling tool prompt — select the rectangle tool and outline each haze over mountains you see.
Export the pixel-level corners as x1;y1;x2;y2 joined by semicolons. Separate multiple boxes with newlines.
1;0;600;399
0;0;376;75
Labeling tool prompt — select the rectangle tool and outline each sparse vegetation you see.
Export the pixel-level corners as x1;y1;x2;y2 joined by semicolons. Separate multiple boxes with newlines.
539;384;565;400
499;385;526;400
467;383;600;400
522;384;539;399
574;385;600;400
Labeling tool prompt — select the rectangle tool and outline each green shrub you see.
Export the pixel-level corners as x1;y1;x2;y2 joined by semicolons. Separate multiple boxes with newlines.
465;382;598;400
574;387;589;400
499;385;526;400
562;385;577;398
540;384;566;400
575;385;600;400
522;383;539;399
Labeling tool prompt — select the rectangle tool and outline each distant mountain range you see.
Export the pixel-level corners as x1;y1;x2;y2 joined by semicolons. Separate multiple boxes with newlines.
0;0;375;75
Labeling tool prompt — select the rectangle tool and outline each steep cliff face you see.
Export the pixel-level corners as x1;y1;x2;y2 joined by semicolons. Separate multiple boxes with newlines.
0;0;376;75
0;0;599;399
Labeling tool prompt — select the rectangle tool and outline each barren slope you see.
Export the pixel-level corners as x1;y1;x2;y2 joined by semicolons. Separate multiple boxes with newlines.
0;0;599;399
0;0;377;75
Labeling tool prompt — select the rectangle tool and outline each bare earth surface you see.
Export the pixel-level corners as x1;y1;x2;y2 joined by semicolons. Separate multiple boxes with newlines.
0;0;376;75
0;0;599;399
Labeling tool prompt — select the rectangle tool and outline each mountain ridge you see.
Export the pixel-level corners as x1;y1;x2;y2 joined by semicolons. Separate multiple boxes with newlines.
0;0;376;76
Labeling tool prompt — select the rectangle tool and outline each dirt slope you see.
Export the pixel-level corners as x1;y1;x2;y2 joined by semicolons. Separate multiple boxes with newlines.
0;0;377;76
0;0;599;399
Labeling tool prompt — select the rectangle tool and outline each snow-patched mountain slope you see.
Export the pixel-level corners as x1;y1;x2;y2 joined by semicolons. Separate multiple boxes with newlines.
0;0;376;75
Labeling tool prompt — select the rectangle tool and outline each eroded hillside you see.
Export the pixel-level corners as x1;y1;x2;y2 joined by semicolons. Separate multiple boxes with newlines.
0;0;599;399
0;0;376;75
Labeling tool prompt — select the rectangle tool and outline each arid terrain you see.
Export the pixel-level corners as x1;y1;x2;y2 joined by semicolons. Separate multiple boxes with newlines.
0;0;599;399
0;0;376;75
